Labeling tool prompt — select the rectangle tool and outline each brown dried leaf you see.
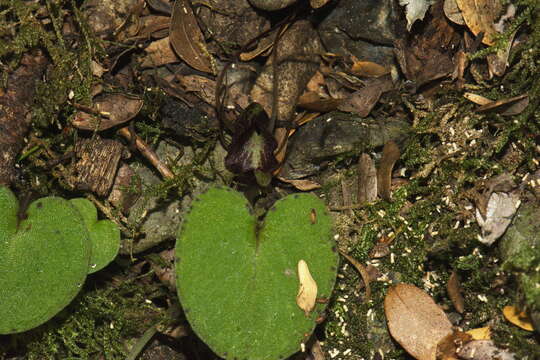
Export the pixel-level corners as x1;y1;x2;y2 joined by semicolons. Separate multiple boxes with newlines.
297;91;343;112
141;37;179;68
277;177;321;191
447;271;465;313
296;260;318;316
169;0;215;74
310;0;331;9
384;283;453;360
351;61;390;77
444;0;465;25
72;94;143;131
503;305;534;331
357;153;377;203
178;74;216;105
377;141;400;201
455;0;502;46
474;94;529;116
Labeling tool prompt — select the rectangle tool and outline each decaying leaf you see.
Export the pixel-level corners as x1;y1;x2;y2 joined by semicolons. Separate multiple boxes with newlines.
310;0;331;9
503;305;534;331
475;191;520;245
169;0;215;74
377;141;401;201
337;78;392;118
384;283;453;360
296;259;317;316
357;153;377;204
443;0;465;25
474;94;529;116
457;340;516;360
277;177;321;191
447;271;465;313
436;330;471;360
351;61;390;78
72;94;143;131
399;0;432;31
466;326;491;340
455;0;502;46
141;37;179;68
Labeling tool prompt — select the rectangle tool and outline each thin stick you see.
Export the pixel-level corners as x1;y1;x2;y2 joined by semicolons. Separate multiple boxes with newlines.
339;250;371;302
117;127;174;179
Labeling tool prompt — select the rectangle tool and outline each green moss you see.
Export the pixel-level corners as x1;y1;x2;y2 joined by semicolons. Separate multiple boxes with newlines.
1;280;162;360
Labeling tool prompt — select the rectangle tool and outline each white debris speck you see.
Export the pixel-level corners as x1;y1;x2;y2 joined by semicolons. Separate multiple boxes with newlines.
477;294;488;302
329;348;340;358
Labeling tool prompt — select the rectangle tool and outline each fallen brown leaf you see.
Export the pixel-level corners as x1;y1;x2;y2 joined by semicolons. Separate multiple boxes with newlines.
377;141;400;201
455;0;502;46
277;177;321;191
351;60;390;77
72;94;143;131
474;94;529;116
503;305;534;331
141;37;179;68
447;271;465;313
384;283;453;360
169;0;215;74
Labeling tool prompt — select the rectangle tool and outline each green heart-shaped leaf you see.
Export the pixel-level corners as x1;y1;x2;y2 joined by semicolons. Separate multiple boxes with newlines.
0;187;91;334
176;187;338;360
70;198;120;274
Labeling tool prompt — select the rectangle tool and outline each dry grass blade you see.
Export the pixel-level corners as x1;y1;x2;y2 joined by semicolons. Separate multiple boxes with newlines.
169;0;215;74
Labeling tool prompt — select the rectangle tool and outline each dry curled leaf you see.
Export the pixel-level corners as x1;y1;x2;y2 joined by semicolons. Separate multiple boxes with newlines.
455;0;502;46
384;283;453;360
277;177;321;191
474;94;529;116
351;61;390;78
377;141;401;201
503;305;534;331
296;260;318;316
141;37;179;68
72;94;143;131
466;326;491;340
447;271;465;313
169;0;215;74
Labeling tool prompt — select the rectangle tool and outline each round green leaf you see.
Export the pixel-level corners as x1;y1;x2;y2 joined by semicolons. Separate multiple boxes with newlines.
70;198;120;274
176;187;338;360
0;187;91;334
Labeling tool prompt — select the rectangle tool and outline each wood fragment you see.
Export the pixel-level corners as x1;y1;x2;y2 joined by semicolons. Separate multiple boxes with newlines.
357;153;377;204
118;127;174;179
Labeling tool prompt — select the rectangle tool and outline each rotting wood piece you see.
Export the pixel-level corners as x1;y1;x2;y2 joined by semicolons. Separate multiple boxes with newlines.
70;137;124;196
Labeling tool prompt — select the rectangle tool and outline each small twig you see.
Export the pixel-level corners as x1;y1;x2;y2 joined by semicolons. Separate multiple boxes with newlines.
118;126;174;179
86;194;133;238
338;250;371;302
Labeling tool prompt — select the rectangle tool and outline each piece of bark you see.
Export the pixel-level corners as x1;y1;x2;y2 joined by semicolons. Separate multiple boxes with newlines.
0;52;48;185
71;137;124;196
357;153;377;203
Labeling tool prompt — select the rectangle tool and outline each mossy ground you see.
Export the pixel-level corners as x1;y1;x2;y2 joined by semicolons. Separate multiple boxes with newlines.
0;0;539;359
